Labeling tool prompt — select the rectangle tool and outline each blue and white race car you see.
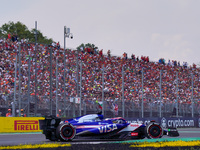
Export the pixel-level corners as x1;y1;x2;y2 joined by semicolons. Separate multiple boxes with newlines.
39;113;179;141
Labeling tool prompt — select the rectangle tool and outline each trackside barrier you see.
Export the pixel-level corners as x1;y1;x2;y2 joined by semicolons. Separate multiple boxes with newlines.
0;117;44;133
126;117;200;128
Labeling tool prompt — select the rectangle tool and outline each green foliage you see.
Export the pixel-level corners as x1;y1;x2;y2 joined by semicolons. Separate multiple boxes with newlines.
77;43;98;52
0;21;53;44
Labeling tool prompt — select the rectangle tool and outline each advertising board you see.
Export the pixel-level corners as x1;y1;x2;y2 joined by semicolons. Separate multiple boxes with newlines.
0;117;44;133
126;117;200;128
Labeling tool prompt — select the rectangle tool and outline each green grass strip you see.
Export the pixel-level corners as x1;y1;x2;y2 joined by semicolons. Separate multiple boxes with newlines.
112;137;200;144
129;140;200;147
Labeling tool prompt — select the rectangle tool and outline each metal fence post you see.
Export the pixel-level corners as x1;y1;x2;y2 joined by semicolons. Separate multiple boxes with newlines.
50;46;53;115
159;70;162;117
122;66;125;118
76;50;79;100
191;73;194;117
34;21;38;117
63;26;66;117
18;43;21;117
27;51;31;117
13;53;18;117
56;57;58;117
73;97;75;118
176;71;178;117
102;64;105;115
80;62;82;116
142;68;144;118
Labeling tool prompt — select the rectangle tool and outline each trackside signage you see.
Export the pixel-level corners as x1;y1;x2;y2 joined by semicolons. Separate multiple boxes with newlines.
14;120;39;131
160;117;195;128
0;117;44;133
126;117;200;128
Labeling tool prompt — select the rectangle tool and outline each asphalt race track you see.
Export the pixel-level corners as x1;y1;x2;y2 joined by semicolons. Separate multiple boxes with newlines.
0;128;200;147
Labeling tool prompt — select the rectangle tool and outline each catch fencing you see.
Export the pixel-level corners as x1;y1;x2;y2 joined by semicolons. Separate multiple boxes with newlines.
0;42;200;118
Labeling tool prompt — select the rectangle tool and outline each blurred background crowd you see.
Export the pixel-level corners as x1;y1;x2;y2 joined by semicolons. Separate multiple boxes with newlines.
0;36;200;117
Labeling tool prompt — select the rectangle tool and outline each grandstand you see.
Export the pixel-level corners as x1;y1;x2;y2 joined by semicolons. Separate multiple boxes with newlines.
0;37;200;118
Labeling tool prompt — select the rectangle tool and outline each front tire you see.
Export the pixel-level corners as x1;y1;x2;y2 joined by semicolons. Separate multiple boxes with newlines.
56;123;76;141
145;122;163;139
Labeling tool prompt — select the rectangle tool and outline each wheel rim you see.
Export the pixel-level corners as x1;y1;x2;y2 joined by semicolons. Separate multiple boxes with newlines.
61;125;75;139
148;124;162;138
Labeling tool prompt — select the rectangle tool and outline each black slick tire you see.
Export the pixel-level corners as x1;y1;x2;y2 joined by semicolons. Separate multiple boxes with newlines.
56;123;76;141
145;122;163;139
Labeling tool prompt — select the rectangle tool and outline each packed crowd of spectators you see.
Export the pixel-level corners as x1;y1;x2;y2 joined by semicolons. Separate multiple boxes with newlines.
0;37;200;113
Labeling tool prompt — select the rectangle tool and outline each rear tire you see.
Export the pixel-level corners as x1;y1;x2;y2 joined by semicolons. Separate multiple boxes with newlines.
145;122;163;139
56;123;76;141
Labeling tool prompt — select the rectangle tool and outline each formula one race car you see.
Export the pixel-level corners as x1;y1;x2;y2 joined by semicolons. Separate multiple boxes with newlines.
39;113;179;141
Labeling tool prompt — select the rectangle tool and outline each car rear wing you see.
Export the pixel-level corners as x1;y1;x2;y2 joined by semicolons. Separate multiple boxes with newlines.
39;116;61;130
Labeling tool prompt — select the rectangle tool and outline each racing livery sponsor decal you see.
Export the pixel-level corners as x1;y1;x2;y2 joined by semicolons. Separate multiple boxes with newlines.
129;124;140;127
98;124;117;133
131;132;138;136
14;120;39;131
127;119;143;124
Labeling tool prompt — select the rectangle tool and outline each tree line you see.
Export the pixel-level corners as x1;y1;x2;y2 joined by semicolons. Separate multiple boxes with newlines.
0;21;53;45
0;21;99;52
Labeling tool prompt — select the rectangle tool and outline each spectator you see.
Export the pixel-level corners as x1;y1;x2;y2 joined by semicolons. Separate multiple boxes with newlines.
183;62;188;68
99;49;103;57
57;109;62;117
0;36;199;117
57;42;60;49
131;54;135;61
193;63;196;68
7;33;11;41
178;61;180;67
123;52;127;60
52;42;56;47
174;60;177;67
11;34;18;42
136;56;139;61
6;109;12;117
146;56;149;62
20;109;26;117
107;50;111;57
159;58;165;65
